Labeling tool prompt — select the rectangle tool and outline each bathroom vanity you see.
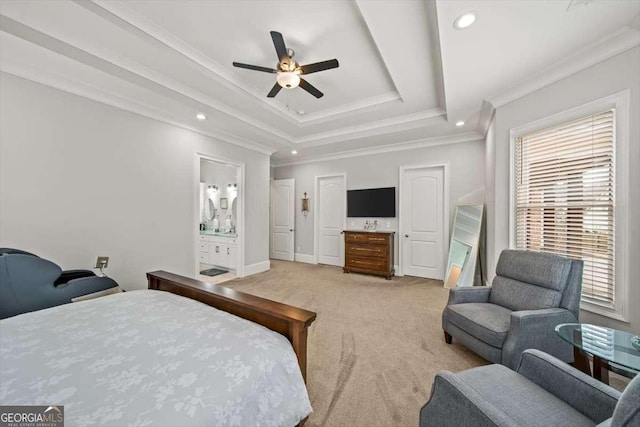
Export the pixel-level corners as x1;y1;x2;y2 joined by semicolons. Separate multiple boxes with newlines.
199;232;238;270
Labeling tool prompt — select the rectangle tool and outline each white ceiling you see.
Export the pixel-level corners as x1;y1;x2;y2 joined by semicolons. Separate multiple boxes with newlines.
0;0;638;164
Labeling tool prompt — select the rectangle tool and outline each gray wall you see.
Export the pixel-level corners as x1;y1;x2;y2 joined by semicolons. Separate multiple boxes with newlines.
485;47;640;333
0;73;270;289
274;138;485;266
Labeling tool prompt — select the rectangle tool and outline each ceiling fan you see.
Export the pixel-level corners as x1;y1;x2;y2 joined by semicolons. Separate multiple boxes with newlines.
232;31;339;99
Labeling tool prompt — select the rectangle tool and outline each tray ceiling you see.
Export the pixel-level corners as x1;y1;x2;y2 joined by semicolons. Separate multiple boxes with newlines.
0;0;638;163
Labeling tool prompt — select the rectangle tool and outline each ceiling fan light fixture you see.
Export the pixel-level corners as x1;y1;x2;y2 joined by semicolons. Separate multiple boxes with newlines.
453;11;477;29
277;71;301;89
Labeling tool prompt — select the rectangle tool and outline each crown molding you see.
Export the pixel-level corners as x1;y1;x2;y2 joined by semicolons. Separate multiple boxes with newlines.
0;64;277;156
0;12;293;143
477;99;496;137
83;0;406;128
293;108;446;145
272;132;482;167
78;0;301;126
296;91;402;124
488;26;640;108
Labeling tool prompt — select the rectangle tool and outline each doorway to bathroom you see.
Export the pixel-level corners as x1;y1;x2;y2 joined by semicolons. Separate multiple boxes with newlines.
196;155;244;283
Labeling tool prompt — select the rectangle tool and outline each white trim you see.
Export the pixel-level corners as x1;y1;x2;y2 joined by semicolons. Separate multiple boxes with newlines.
273;132;482;167
314;173;348;265
298;92;402;125
489;27;639;109
398;162;449;278
295;108;446;145
195;153;246;279
244;260;271;276
508;90;630;322
294;253;316;264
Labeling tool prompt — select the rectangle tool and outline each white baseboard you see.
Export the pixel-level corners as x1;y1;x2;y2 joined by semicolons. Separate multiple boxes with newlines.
243;260;271;276
294;253;316;264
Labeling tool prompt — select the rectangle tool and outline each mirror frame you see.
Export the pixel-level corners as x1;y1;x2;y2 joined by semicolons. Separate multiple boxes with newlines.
204;198;216;221
444;204;484;289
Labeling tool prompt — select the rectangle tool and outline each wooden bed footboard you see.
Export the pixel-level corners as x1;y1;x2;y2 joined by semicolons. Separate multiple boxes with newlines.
147;271;316;381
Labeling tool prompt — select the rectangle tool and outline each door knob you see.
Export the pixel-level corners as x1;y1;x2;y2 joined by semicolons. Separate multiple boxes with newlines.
405;234;409;238
289;229;294;232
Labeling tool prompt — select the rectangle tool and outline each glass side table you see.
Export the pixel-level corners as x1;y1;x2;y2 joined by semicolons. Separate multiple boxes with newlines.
555;323;640;384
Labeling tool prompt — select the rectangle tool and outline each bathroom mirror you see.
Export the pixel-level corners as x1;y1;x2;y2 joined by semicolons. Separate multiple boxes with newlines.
231;198;237;227
445;204;484;288
204;198;215;221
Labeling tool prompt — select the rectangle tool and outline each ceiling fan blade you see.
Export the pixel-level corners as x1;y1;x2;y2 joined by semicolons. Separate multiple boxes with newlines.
299;78;323;98
232;62;277;73
270;31;288;61
267;83;282;98
299;59;339;75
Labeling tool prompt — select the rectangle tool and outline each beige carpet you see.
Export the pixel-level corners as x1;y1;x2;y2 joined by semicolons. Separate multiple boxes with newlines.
222;260;487;427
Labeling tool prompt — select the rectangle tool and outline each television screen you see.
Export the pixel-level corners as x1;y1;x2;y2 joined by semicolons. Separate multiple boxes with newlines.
347;187;396;217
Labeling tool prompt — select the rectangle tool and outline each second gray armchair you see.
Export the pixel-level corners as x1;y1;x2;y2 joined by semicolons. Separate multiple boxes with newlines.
442;249;583;369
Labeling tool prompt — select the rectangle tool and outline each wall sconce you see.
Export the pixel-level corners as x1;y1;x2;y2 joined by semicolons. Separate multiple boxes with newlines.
228;183;237;190
302;192;310;216
207;185;218;192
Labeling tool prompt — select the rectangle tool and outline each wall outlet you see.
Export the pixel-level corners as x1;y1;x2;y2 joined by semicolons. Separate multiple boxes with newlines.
95;256;109;268
386;221;391;228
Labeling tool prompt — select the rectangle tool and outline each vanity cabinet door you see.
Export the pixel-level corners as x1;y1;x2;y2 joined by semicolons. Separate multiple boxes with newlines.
209;243;224;266
226;245;237;269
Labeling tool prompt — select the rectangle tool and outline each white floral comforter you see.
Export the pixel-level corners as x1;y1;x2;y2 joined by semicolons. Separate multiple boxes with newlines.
0;290;312;427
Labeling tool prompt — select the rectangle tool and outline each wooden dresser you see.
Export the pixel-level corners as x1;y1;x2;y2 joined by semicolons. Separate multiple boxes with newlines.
343;231;395;280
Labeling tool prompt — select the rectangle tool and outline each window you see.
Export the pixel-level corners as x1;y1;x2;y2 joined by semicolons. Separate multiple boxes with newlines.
514;110;616;306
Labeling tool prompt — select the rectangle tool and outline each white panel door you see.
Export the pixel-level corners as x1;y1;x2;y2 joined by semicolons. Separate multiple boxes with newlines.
401;167;444;279
270;179;295;261
318;176;345;266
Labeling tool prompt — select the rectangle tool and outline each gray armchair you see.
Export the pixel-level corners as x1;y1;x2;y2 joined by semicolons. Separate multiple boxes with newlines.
420;349;639;427
0;251;119;319
443;249;583;369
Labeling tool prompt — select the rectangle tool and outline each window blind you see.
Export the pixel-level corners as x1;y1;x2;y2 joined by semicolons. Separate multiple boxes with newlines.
515;109;615;305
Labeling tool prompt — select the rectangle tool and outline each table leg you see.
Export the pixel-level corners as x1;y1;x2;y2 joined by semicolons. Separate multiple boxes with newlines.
593;356;610;385
573;347;592;376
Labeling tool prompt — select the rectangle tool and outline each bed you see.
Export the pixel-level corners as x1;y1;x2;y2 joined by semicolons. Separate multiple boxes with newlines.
0;271;316;427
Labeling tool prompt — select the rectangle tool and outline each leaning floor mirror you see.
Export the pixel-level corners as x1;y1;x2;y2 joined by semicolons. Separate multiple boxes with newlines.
445;204;484;288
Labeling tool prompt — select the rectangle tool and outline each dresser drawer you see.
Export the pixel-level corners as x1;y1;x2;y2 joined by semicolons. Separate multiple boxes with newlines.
198;242;208;251
198;252;209;263
345;232;389;244
345;255;387;271
346;243;387;258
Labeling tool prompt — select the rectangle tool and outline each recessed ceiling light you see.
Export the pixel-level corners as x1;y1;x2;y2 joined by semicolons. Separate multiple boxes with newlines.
291;150;298;155
196;113;207;120
453;11;477;30
456;120;465;127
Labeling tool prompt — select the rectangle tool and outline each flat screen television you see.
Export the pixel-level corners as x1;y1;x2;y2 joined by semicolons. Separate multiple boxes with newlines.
347;187;396;217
